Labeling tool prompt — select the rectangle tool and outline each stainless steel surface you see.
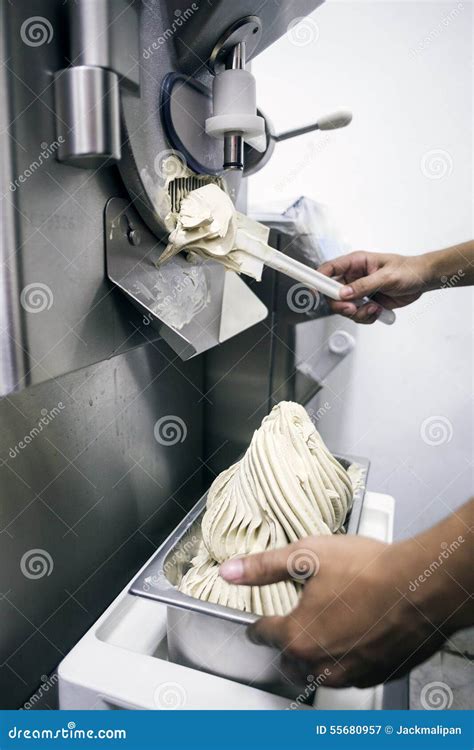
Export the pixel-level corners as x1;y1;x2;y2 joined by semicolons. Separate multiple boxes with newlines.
70;0;139;86
208;17;261;74
228;40;246;71
0;340;205;709
202;269;276;477
1;0;330;396
1;0;160;395
105;198;268;360
117;1;230;239
223;134;244;171
222;40;246;170
129;455;368;698
166;0;324;75
0;3;26;397
54;0;138;168
54;66;121;168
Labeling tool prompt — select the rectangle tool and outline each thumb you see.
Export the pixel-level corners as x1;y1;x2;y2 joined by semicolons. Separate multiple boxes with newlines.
247;615;290;648
341;268;388;301
219;543;300;585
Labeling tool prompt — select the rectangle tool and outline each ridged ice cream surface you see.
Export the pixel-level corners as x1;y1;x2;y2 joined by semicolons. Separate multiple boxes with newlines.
179;401;356;616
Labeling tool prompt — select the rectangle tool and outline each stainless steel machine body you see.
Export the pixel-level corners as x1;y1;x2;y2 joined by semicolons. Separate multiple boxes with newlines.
0;0;365;709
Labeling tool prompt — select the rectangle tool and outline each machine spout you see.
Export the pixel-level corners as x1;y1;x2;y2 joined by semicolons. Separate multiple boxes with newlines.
205;18;265;173
223;41;245;171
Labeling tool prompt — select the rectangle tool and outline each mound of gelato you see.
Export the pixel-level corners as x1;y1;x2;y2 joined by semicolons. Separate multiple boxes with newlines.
179;401;356;616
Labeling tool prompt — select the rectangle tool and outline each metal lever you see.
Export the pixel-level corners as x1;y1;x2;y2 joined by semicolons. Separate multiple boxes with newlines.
272;110;353;143
243;109;353;176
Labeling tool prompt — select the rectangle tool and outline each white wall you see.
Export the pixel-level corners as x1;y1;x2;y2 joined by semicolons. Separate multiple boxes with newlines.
248;1;473;538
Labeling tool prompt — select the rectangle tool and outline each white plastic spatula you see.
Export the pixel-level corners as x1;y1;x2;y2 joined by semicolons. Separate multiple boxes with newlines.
234;219;396;325
163;184;396;325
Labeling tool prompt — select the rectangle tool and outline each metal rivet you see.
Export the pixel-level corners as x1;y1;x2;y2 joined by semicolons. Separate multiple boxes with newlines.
127;228;141;246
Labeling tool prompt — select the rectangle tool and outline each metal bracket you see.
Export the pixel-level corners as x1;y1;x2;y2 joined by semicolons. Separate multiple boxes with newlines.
208;16;262;74
55;1;139;168
105;199;268;360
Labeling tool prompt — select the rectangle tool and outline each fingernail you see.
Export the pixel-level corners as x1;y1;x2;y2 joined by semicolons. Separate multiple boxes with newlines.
368;305;383;317
220;558;244;582
342;304;355;315
340;286;354;299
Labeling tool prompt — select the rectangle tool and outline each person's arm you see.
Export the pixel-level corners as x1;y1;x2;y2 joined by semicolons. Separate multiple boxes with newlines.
219;500;473;688
317;240;474;324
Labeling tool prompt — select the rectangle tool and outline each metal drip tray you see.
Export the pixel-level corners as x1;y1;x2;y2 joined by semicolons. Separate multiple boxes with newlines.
129;454;369;700
105;198;268;360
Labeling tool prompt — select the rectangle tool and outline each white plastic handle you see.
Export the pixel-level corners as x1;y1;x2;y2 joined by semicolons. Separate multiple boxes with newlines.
269;250;396;325
316;109;353;131
235;233;396;325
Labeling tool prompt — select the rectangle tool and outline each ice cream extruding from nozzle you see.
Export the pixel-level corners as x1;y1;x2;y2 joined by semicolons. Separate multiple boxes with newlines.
159;184;396;325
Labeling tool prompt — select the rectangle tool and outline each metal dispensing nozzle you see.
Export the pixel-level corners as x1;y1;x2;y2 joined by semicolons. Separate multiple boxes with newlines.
223;42;245;170
205;17;265;173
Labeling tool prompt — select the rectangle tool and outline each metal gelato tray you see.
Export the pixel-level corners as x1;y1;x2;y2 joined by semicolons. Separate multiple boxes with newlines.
130;454;369;701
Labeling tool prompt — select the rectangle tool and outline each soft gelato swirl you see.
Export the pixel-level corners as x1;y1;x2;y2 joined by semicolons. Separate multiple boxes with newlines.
179;401;355;616
178;542;300;617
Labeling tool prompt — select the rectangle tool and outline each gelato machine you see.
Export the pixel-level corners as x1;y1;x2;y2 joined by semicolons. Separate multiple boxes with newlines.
0;0;408;711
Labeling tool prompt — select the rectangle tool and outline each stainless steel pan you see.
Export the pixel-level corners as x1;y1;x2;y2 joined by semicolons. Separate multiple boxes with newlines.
130;454;369;700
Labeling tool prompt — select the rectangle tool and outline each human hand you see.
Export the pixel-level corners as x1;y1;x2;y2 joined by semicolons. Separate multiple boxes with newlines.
219;534;445;688
318;251;428;324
